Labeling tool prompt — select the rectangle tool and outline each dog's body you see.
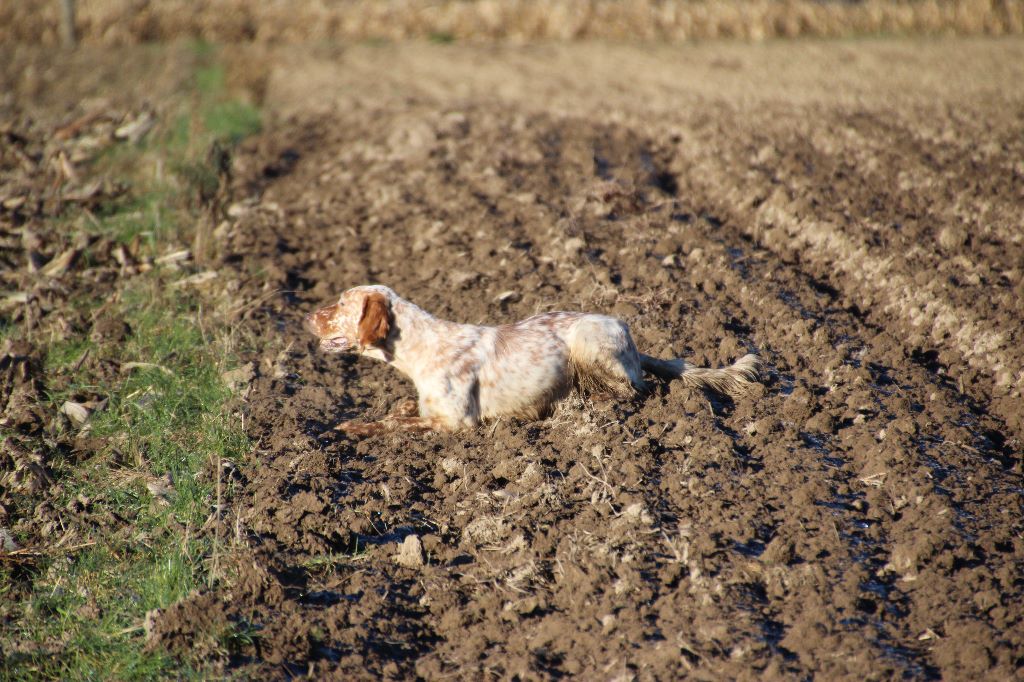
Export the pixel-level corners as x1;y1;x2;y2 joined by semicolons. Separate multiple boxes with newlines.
305;285;760;433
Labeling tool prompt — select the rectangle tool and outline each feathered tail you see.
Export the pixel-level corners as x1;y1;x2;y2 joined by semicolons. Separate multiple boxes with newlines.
640;353;761;399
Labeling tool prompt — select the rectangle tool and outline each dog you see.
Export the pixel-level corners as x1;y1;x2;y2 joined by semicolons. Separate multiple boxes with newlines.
304;285;760;434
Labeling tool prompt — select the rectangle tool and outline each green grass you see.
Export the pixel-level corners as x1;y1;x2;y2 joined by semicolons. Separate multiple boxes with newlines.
88;192;174;246
428;31;456;44
301;537;372;572
185;44;258;137
1;45;259;680
44;336;93;373
195;64;262;144
84;61;260;247
6;547;203;680
205;101;262;145
5;287;244;677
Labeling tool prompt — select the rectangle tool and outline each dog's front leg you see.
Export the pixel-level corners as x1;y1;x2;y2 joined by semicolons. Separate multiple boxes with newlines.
335;414;449;436
391;398;419;418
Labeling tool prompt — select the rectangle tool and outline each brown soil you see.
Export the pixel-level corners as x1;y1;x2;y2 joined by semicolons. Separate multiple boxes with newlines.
8;38;1024;679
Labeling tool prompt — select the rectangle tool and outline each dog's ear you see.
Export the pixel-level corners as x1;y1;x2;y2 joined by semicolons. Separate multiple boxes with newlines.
358;292;392;347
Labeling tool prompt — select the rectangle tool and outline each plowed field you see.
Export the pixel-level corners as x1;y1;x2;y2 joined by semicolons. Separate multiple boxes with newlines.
8;38;1024;679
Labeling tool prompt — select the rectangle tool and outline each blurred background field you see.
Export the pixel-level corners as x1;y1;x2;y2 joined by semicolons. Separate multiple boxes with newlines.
4;0;1023;46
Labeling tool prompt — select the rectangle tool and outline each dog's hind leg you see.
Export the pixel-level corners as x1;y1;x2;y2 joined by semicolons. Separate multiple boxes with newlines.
565;316;648;397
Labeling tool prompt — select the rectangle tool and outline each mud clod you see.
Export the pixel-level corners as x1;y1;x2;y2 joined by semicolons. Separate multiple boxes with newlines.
394;534;425;568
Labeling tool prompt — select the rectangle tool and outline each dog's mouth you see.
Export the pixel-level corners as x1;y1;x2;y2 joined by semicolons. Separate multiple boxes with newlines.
318;336;351;353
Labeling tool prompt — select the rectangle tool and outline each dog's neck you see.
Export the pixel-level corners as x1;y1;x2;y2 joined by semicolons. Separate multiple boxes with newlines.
359;296;465;383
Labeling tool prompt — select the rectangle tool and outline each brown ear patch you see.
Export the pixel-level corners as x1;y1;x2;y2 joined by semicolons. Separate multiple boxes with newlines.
358;292;392;347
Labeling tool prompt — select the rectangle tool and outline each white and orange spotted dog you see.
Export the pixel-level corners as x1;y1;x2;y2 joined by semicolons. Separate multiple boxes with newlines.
304;285;760;434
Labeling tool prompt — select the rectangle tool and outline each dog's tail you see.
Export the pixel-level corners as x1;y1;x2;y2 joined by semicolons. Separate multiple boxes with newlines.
640;352;761;399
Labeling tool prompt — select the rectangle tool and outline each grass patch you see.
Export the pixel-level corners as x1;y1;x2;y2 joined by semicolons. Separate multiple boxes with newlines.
1;45;259;679
302;538;372;572
89;192;174;246
204;100;262;145
5;286;244;678
196;64;262;144
428;31;456;44
83;58;260;248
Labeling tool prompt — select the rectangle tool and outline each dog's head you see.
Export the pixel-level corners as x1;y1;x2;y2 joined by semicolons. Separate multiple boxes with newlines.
304;285;393;353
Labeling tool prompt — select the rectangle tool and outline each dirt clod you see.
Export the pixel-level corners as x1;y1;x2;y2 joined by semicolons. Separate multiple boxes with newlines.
394;534;426;569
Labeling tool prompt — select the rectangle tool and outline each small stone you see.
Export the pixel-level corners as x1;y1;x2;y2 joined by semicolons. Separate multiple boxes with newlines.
61;401;90;425
0;527;18;551
395;534;425;568
937;225;967;250
449;270;481;288
221;362;255;393
440;457;463;476
494;290;520;304
227;201;254;218
563;236;585;255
